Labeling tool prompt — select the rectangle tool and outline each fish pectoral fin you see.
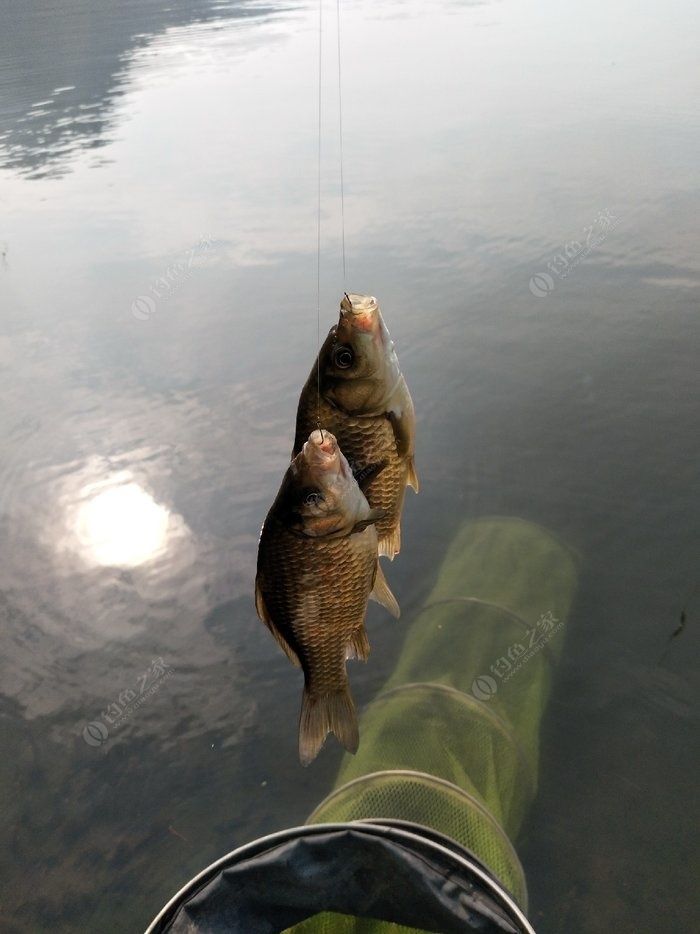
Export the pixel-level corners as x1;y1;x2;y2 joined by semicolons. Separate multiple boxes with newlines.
377;523;401;561
299;686;359;766
346;626;370;661
388;408;413;459
370;560;401;618
353;461;387;491
351;508;386;534
254;581;301;667
387;409;419;493
406;455;419;493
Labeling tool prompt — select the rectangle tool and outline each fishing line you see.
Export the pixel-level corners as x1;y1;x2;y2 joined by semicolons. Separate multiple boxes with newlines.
336;0;346;288
316;0;323;432
315;0;347;430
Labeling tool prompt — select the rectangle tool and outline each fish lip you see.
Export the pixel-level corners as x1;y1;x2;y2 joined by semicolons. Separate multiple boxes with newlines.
340;293;379;334
338;293;394;356
304;429;340;471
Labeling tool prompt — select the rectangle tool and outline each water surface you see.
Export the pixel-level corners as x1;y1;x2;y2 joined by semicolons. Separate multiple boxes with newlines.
1;0;698;931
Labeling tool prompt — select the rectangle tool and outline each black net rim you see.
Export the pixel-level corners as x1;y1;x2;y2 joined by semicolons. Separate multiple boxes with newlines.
145;820;537;934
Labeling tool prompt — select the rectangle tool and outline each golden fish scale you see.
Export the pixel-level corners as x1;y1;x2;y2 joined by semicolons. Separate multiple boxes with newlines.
294;396;409;546
257;521;377;695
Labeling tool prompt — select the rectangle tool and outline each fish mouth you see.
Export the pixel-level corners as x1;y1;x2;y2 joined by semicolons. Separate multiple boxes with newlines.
340;293;379;333
305;429;340;470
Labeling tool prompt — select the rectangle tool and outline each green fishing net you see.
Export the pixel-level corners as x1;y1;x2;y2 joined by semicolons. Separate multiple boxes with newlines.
306;517;578;916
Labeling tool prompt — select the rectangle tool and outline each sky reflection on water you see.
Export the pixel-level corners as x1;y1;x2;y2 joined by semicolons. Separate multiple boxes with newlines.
1;0;699;931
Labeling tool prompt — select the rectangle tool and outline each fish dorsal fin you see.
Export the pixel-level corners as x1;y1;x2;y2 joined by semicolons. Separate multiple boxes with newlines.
351;507;386;534
406;455;419;493
255;579;301;667
370;560;400;618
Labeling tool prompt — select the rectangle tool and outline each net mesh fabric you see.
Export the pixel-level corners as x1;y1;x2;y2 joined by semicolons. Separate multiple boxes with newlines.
294;518;578;933
321;681;534;834
309;771;526;903
285;912;439;934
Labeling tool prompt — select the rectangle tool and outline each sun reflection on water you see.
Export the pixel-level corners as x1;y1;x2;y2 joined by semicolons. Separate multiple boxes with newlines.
71;475;172;568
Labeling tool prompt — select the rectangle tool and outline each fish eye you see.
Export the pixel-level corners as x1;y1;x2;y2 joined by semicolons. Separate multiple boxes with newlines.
333;345;354;369
303;491;323;507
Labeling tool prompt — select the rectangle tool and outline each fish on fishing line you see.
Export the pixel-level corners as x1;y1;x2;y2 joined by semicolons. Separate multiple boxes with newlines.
293;293;418;559
255;429;399;766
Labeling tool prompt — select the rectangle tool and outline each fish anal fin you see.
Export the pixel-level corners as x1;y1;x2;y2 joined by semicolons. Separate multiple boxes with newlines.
255;580;301;667
406;456;419;493
346;626;370;661
370;560;401;618
378;523;401;561
299;687;359;766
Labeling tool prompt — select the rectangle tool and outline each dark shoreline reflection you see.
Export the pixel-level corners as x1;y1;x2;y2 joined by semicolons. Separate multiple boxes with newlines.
0;0;285;179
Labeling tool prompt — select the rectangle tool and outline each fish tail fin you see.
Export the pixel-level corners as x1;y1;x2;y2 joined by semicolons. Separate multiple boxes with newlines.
378;523;401;560
299;686;359;766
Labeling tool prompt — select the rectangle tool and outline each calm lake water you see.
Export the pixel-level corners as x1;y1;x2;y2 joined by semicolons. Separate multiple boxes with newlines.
1;0;698;931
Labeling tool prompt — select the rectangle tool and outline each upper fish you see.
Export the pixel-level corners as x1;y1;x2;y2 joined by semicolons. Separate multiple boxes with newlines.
292;293;418;559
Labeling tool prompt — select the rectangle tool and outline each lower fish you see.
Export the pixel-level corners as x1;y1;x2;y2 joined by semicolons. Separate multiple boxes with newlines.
255;429;399;765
